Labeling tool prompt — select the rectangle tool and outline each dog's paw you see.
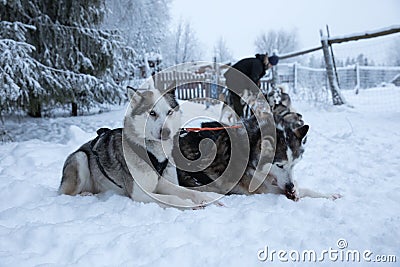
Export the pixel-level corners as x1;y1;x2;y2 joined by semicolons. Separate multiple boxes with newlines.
80;192;94;196
192;202;206;210
193;192;224;206
285;189;300;201
329;193;342;200
192;200;224;210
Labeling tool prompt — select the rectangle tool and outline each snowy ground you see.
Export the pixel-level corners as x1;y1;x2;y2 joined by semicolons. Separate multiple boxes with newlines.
0;86;399;266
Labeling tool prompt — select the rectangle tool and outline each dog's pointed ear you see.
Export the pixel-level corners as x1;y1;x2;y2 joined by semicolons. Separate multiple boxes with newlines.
127;86;142;103
294;125;309;140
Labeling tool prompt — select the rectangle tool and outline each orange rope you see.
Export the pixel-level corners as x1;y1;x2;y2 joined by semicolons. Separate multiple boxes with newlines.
182;125;242;132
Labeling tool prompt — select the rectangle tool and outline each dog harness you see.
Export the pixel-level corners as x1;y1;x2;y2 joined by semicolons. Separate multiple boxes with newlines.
90;128;124;189
90;128;169;188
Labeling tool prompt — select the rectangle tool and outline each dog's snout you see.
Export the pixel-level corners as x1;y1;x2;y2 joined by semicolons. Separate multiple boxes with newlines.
160;128;171;140
285;182;295;193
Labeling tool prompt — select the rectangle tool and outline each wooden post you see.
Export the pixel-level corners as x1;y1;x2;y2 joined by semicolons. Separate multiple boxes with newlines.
320;29;346;105
326;25;341;89
355;63;360;94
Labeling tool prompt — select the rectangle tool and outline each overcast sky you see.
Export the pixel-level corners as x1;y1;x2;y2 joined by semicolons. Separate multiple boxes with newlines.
170;0;400;63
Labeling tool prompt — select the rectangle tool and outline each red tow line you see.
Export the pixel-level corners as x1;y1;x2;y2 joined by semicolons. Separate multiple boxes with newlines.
182;125;242;132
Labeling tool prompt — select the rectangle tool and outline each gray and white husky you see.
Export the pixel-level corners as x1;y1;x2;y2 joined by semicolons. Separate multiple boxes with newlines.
59;86;220;209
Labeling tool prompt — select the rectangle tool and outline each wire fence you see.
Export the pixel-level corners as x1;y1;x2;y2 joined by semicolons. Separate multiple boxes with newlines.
273;63;400;104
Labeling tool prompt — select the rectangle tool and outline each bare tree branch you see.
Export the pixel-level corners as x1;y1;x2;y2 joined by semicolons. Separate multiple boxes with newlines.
254;29;299;57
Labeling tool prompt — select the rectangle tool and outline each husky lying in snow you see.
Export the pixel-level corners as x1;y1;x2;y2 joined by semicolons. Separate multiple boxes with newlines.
177;87;340;201
59;86;220;209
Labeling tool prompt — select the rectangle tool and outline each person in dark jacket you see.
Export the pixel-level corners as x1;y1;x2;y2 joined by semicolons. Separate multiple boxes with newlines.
224;53;279;118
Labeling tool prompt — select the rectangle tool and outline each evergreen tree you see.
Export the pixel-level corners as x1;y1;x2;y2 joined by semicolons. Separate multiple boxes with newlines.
356;54;366;66
0;22;40;116
0;0;135;117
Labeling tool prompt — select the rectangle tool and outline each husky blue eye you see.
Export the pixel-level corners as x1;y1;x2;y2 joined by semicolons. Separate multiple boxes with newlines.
149;110;157;117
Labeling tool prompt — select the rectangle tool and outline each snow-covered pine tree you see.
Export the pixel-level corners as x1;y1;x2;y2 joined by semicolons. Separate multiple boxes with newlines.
0;22;41;117
0;0;135;117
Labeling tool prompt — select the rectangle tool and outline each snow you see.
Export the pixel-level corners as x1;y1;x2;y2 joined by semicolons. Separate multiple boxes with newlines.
1;87;399;266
